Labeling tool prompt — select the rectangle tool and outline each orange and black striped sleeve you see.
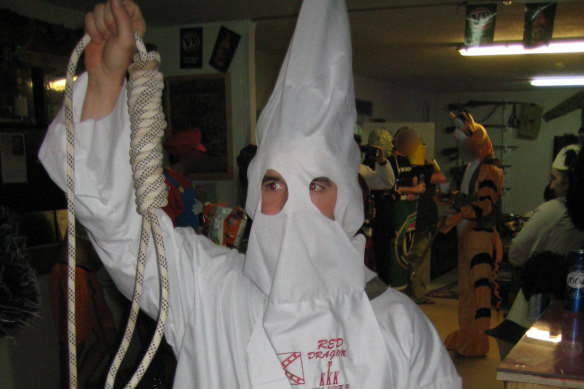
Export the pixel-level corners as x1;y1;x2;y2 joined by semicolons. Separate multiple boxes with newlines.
461;163;504;220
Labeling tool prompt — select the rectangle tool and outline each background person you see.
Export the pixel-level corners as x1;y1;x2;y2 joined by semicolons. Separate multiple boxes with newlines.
488;145;584;359
503;145;584;339
509;145;582;268
358;129;395;278
162;129;206;231
388;127;426;290
441;112;504;358
409;152;447;304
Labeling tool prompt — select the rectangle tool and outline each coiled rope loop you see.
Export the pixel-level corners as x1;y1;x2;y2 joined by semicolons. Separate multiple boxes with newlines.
64;31;169;389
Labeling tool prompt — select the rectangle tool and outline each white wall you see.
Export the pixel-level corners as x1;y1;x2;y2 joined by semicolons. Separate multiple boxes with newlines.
431;89;582;216
353;75;433;122
148;20;254;207
255;50;432;122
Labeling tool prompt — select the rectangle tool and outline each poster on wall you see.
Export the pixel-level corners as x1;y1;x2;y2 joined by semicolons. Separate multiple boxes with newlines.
0;133;27;184
523;3;556;47
209;27;241;73
464;4;497;46
356;99;373;117
180;28;203;68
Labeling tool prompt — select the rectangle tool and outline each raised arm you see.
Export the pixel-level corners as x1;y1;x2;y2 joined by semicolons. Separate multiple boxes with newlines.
81;0;144;121
38;0;235;351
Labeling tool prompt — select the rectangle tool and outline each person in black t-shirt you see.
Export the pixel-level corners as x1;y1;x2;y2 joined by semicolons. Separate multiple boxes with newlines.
360;129;397;282
383;127;426;290
410;159;446;304
390;128;426;196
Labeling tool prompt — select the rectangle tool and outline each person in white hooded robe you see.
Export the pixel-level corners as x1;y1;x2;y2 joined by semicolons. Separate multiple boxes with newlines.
39;0;462;387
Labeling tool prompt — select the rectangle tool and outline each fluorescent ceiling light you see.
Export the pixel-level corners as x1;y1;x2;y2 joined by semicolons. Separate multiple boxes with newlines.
531;76;584;87
459;40;584;56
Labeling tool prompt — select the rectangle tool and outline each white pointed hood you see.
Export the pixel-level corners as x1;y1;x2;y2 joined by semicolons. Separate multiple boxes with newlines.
242;1;390;387
244;0;366;301
246;0;363;236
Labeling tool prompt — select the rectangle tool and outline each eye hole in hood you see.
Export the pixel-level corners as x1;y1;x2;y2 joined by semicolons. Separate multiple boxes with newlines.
260;169;288;216
309;177;337;220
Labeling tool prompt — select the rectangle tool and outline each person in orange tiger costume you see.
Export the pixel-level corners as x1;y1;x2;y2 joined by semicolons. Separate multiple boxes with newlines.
441;112;504;357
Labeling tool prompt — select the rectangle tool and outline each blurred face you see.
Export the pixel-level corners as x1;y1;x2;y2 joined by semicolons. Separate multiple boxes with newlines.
397;135;418;156
261;169;337;219
458;137;479;162
181;151;205;172
550;168;568;198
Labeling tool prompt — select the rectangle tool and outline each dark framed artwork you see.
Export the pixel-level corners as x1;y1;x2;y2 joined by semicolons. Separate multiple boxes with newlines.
356;99;373;116
523;3;557;47
209;27;241;73
164;74;233;180
180;27;203;69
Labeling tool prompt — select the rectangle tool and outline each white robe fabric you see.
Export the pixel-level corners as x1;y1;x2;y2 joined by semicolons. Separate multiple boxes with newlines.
240;2;394;384
241;0;457;386
39;72;461;389
41;0;461;386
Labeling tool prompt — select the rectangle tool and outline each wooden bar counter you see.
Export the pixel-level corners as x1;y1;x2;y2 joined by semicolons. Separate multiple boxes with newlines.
497;300;584;388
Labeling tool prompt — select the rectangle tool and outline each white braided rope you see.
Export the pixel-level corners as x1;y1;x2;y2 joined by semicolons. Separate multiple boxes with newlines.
64;32;169;389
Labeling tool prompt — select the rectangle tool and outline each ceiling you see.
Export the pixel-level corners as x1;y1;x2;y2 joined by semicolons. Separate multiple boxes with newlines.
36;0;584;92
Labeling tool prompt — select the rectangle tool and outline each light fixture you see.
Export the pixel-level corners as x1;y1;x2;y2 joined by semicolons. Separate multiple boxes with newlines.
48;78;67;91
48;77;78;92
531;76;584;87
459;40;584;56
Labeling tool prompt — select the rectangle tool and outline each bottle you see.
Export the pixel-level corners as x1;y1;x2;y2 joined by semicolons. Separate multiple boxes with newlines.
565;249;584;313
556;310;584;376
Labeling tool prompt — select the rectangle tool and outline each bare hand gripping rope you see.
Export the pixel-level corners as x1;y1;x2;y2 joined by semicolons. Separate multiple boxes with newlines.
64;32;169;389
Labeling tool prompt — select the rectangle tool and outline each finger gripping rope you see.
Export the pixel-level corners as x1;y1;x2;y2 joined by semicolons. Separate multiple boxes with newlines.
64;32;169;389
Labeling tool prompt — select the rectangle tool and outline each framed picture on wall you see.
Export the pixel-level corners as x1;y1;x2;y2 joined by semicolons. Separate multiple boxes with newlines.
209;27;241;73
164;74;233;180
180;27;203;69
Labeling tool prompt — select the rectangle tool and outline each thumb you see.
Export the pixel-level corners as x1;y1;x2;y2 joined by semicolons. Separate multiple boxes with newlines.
110;0;134;44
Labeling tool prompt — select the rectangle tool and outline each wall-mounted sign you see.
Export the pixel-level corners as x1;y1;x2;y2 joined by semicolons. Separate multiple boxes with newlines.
209;27;241;73
464;4;497;46
523;3;557;48
180;28;203;69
